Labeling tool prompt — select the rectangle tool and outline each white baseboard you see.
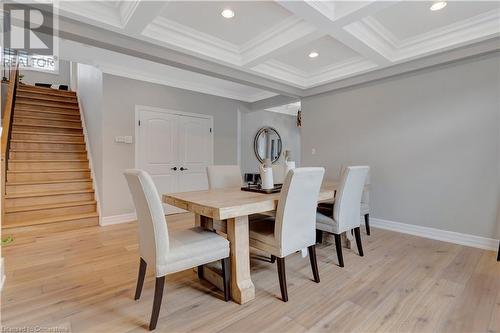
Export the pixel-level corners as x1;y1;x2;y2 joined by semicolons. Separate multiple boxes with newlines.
0;257;5;291
371;218;499;251
101;212;137;226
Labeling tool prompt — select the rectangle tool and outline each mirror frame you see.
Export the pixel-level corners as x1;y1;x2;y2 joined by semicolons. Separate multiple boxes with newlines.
253;126;282;164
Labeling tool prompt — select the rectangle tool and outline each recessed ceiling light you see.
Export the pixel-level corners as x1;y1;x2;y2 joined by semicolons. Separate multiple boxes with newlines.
430;1;447;11
221;9;235;19
308;51;319;58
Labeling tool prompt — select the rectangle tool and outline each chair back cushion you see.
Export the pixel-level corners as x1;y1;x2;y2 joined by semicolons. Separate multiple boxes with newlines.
206;165;242;189
340;164;370;205
275;167;325;257
124;169;169;273
334;166;369;232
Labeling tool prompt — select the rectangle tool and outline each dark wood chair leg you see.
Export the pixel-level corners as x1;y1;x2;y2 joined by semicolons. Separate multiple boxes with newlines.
270;255;276;263
221;258;231;301
334;234;344;267
316;229;323;244
197;265;204;280
365;213;371;235
276;257;288;302
149;276;165;331
308;245;320;283
134;258;147;300
497;243;500;262
354;227;364;257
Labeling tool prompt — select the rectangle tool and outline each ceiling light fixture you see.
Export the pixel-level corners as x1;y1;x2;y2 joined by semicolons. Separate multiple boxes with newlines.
221;9;235;19
430;1;447;11
308;51;319;58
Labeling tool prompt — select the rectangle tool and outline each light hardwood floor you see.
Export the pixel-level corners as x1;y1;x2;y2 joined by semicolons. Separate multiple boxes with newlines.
2;213;499;332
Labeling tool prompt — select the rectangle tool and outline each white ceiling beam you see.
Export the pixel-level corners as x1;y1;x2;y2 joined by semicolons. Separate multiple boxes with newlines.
276;0;395;66
121;0;170;35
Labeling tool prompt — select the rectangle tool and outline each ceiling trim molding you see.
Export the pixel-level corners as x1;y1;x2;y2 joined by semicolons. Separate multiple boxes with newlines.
143;17;242;65
56;1;124;29
240;17;320;67
252;57;378;88
118;0;140;27
346;9;500;62
307;57;378;87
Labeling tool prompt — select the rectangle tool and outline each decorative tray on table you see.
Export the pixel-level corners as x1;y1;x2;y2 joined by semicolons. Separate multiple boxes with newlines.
241;183;282;194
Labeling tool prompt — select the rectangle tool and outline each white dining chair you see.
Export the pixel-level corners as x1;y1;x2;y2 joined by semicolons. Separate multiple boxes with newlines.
248;167;325;302
318;165;371;235
316;166;369;267
343;165;371;235
124;169;231;330
207;165;242;189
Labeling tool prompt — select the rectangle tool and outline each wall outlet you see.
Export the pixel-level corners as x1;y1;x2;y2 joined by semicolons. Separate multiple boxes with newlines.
115;136;133;144
311;148;316;155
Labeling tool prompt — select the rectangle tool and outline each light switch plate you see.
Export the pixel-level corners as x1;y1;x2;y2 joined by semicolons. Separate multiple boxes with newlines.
115;136;133;144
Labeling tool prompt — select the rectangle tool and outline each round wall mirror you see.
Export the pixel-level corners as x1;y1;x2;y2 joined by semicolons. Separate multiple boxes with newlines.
254;127;282;164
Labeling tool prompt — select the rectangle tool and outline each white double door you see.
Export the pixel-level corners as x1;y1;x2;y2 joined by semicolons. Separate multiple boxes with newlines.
137;107;213;214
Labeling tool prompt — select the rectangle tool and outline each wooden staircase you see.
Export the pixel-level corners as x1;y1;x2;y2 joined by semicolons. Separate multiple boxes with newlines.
3;85;99;229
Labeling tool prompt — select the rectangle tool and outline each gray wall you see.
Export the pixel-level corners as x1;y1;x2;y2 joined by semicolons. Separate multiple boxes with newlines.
241;110;301;174
20;59;71;86
301;54;500;239
77;64;103;197
101;74;246;217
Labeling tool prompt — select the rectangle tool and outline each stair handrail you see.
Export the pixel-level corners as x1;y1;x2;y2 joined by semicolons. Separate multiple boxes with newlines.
1;54;20;226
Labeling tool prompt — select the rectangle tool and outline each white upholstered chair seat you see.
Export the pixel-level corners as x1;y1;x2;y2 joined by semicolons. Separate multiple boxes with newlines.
160;227;229;276
316;212;340;234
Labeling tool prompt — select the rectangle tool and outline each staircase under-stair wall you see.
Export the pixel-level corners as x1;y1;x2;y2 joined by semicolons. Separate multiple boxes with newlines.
3;84;99;230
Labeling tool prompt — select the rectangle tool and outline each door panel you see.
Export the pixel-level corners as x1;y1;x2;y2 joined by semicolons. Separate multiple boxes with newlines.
138;110;180;214
178;116;211;192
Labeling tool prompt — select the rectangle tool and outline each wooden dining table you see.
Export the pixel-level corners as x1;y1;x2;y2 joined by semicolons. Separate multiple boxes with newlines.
163;181;339;304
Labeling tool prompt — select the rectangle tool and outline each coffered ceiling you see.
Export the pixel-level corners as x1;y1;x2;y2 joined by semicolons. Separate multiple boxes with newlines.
31;1;500;99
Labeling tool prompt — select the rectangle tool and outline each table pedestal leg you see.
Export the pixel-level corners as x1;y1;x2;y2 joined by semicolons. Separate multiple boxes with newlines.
226;215;255;304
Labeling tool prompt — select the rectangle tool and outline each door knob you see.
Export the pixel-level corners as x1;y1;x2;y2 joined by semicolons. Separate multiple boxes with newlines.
171;167;177;171
180;167;188;171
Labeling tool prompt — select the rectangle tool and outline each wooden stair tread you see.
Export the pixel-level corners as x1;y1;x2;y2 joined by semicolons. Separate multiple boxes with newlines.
2;212;98;229
14;107;80;116
15;100;79;109
13;115;82;123
6;189;94;199
8;168;90;173
18;85;76;95
11;131;83;137
6;200;96;213
16;94;77;103
12;123;82;130
7;179;92;186
11;140;85;144
9;159;88;162
9;149;86;153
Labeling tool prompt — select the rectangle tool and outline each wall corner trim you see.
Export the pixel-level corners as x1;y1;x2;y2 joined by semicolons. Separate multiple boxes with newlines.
101;212;137;226
371;218;499;251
